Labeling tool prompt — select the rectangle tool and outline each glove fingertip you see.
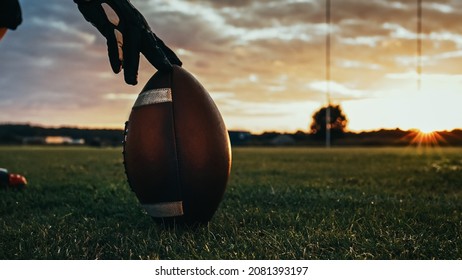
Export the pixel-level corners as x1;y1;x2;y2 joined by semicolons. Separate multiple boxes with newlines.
123;62;139;85
111;62;122;74
171;57;183;67
125;75;138;85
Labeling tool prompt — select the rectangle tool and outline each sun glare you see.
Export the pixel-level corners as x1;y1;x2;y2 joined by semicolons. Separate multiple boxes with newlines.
370;77;462;133
408;129;446;147
417;127;434;134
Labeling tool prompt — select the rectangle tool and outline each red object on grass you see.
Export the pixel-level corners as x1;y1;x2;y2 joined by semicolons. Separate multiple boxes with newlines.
0;168;27;190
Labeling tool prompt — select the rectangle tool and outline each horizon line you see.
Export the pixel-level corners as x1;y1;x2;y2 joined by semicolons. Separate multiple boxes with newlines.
1;122;461;135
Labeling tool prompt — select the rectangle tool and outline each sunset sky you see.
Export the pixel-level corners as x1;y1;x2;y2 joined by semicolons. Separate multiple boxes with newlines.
0;0;461;133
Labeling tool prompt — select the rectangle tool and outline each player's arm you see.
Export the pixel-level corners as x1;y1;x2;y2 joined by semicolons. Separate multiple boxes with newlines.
0;0;22;30
74;0;182;85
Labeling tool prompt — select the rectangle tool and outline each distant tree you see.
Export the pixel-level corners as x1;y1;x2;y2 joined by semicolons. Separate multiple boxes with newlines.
310;104;348;140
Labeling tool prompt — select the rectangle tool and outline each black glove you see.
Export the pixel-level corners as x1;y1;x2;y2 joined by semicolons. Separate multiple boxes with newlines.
74;0;182;85
0;0;22;30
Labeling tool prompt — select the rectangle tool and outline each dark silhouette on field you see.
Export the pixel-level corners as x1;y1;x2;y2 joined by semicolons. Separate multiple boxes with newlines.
310;104;348;141
0;123;461;147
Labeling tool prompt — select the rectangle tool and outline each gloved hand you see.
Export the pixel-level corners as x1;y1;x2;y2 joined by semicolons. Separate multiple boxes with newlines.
0;0;22;30
0;168;27;190
74;0;182;85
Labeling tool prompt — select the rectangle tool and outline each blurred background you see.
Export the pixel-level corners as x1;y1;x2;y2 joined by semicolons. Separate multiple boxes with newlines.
0;0;461;136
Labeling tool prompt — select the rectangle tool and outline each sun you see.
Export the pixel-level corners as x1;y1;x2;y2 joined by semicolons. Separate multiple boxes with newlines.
416;126;436;135
408;129;446;147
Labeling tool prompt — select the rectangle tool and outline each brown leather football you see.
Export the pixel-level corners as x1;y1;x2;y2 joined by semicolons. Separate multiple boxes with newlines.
123;66;232;225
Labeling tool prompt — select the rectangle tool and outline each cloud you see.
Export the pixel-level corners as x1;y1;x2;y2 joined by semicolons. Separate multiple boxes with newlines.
0;0;461;131
308;80;365;100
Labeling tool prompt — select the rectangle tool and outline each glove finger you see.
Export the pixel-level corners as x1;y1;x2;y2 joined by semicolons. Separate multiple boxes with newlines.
163;46;182;67
152;33;182;66
122;30;141;85
107;29;122;74
141;31;173;72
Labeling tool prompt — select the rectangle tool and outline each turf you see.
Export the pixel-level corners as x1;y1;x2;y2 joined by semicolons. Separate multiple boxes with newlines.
0;146;461;259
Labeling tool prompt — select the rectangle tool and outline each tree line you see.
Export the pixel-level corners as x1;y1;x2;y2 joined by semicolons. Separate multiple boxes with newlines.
0;124;123;146
1;121;461;147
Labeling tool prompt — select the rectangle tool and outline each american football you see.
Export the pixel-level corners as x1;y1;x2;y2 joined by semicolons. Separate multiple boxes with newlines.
123;65;232;225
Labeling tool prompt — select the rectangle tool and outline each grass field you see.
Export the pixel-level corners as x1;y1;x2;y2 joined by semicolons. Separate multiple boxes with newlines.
0;146;461;259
